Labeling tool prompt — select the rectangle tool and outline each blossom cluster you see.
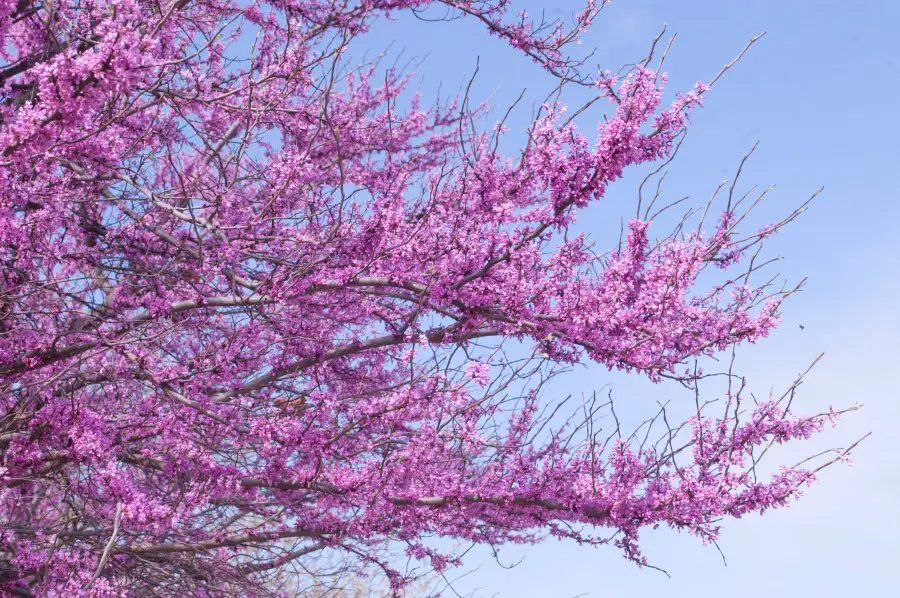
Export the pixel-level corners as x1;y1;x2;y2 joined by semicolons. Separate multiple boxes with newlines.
0;1;842;595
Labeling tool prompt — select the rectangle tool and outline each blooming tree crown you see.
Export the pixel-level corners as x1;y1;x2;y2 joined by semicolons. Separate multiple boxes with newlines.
0;1;853;594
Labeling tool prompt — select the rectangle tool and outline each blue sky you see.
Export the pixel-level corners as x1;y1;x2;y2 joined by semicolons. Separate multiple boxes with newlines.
352;1;900;596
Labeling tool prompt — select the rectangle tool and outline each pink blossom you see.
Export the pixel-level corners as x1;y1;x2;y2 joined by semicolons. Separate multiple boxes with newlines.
0;1;851;594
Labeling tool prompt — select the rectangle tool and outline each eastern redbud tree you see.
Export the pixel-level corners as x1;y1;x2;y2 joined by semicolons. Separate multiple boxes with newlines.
0;1;859;596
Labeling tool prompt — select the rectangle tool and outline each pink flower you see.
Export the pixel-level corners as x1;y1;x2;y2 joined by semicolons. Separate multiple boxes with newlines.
465;360;492;387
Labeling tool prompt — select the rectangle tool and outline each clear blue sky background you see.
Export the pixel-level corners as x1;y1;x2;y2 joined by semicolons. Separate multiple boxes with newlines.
352;1;900;596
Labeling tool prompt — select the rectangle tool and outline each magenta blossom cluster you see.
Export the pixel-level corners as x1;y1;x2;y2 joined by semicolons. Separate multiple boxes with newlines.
0;1;849;595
